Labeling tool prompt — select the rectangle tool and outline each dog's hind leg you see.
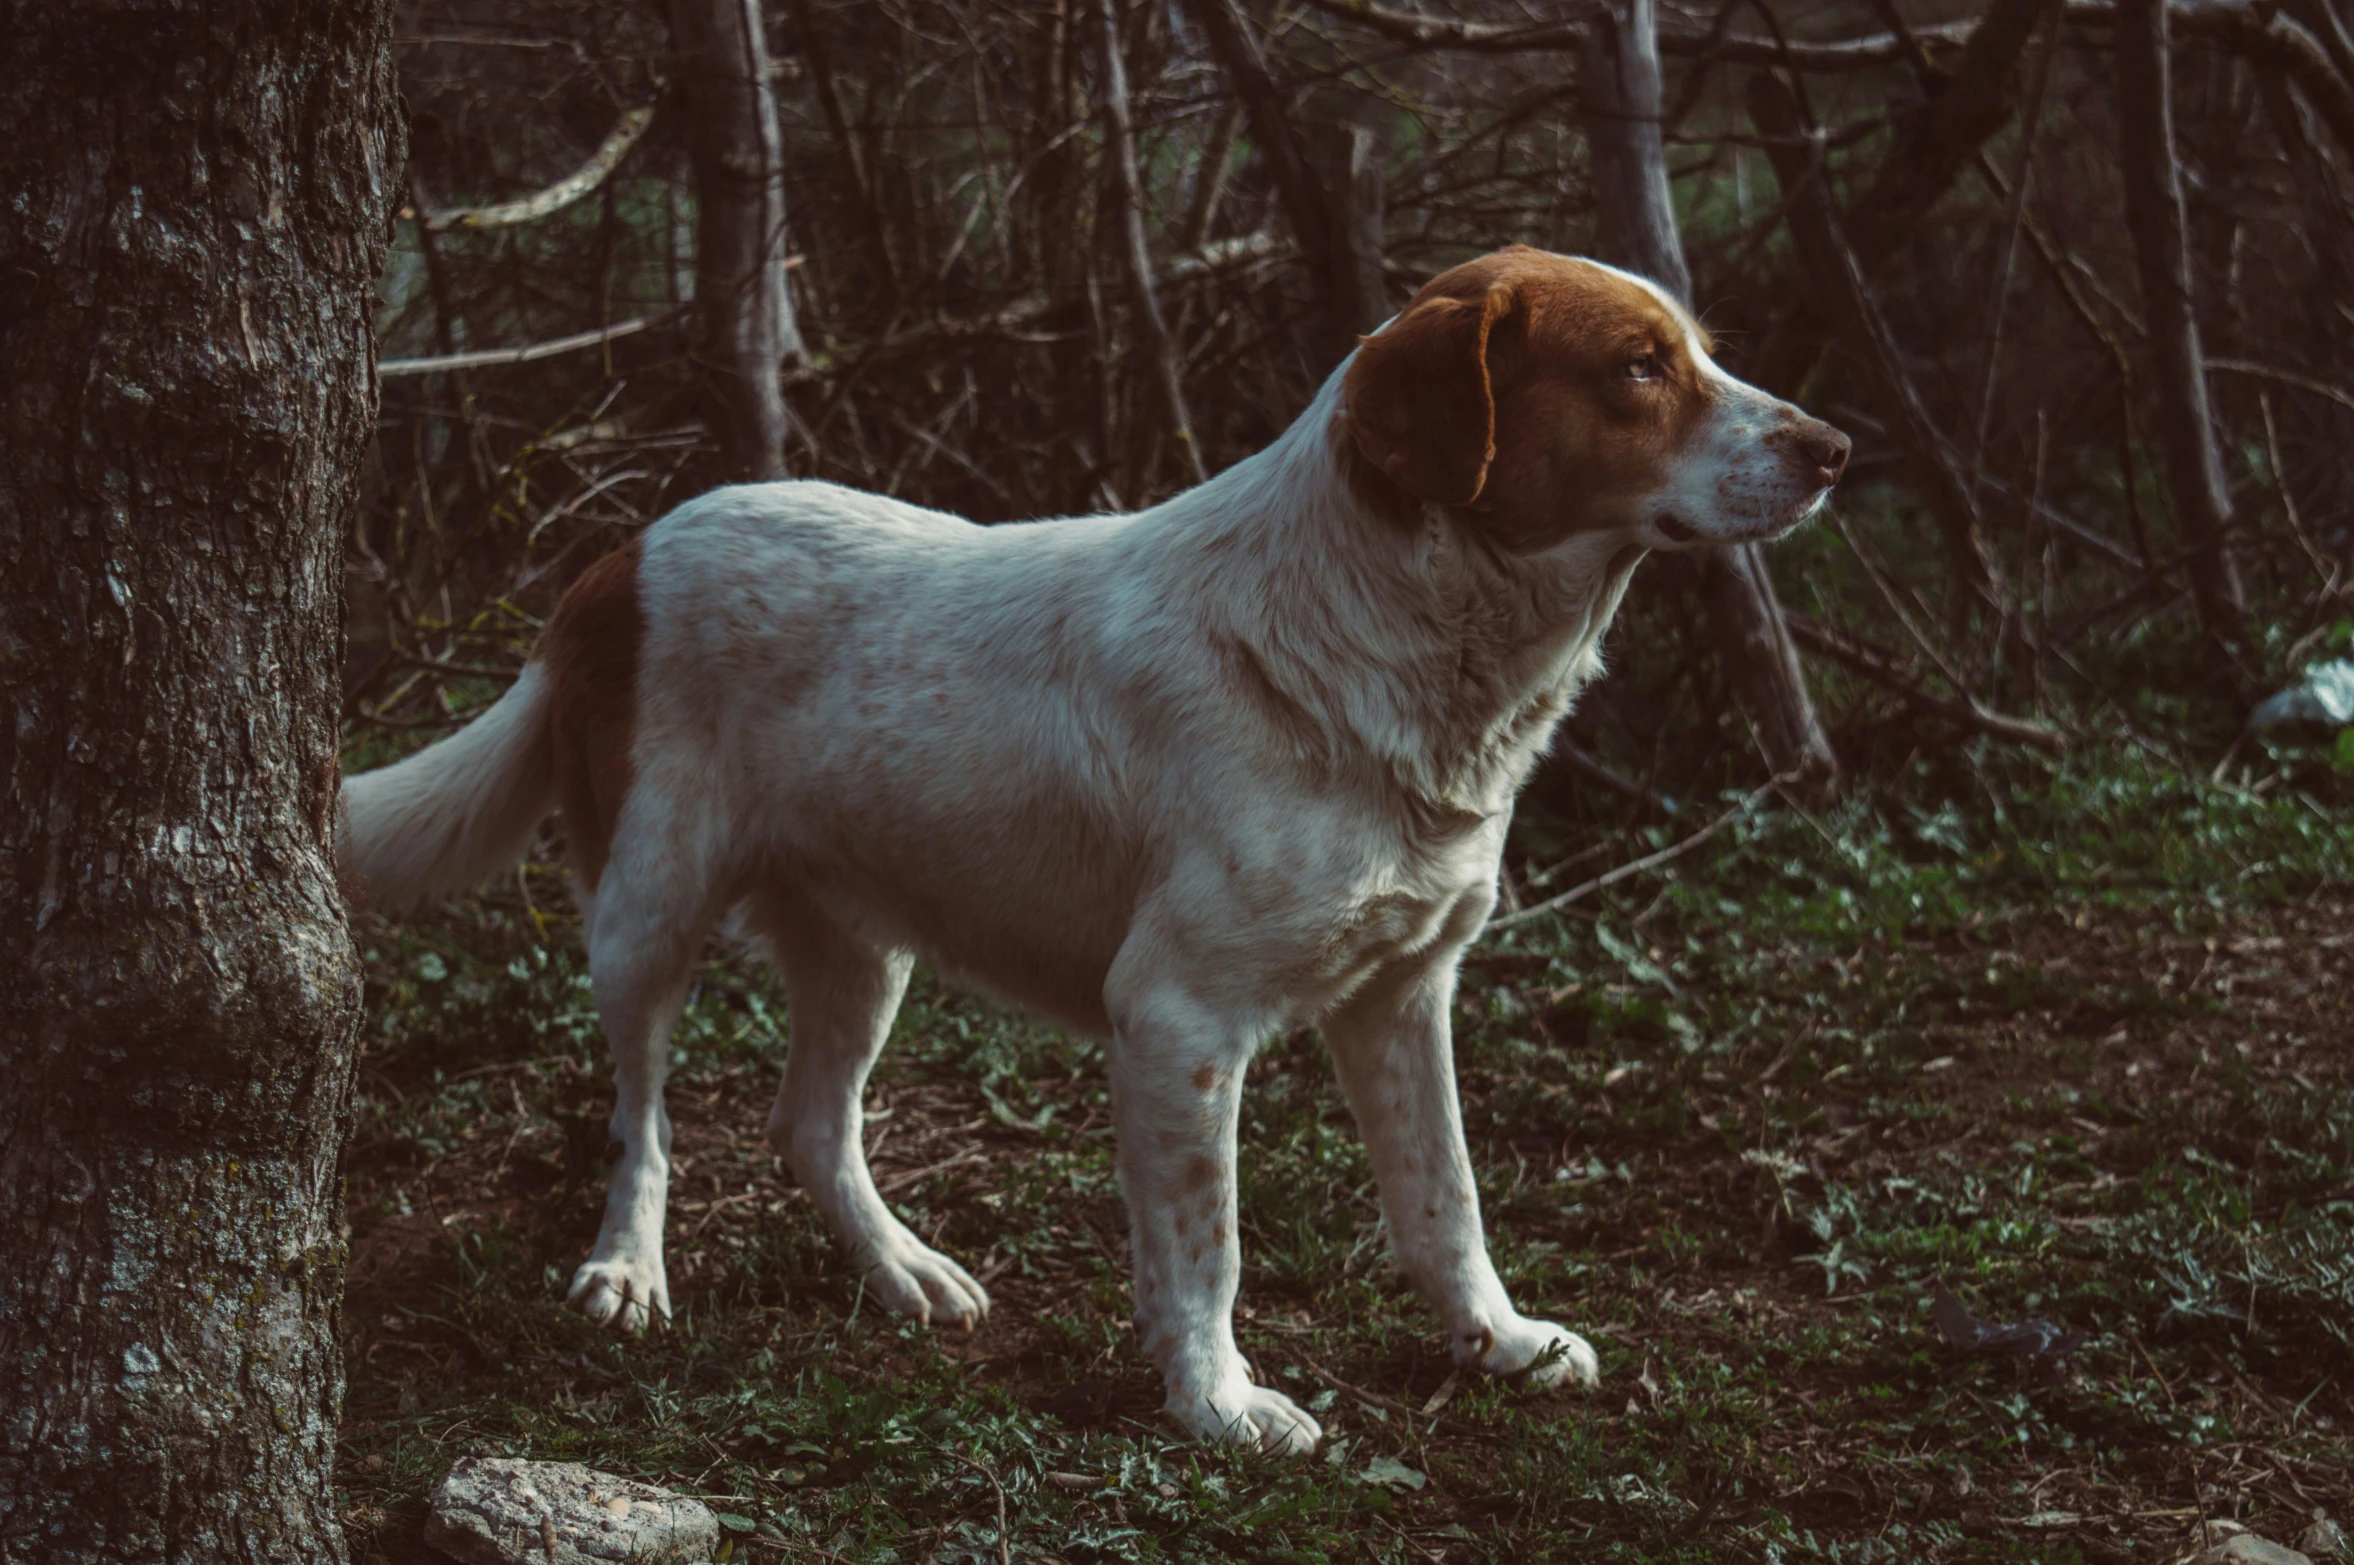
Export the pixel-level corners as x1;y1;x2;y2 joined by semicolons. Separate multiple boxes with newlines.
753;894;989;1328
565;810;719;1333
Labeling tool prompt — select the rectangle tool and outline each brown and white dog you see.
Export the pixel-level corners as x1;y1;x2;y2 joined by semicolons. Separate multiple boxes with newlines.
342;246;1848;1453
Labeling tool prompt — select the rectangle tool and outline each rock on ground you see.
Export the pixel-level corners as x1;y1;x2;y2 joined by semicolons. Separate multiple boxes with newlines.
2173;1519;2316;1565
2297;1518;2347;1559
425;1456;720;1565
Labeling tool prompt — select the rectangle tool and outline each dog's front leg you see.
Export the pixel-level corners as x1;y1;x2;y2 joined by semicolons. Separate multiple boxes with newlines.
1106;984;1322;1454
1323;957;1599;1389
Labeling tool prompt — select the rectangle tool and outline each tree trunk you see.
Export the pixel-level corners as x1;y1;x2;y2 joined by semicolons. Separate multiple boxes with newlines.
1580;1;1839;791
1187;0;1372;370
1747;0;2051;396
0;3;399;1560
1749;71;2009;634
2115;0;2249;654
672;0;805;483
1309;108;1389;338
1578;1;1692;305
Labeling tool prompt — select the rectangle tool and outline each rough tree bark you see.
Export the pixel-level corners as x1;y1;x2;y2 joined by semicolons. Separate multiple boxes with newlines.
0;2;400;1560
1579;0;1839;791
671;0;805;482
2115;0;2249;654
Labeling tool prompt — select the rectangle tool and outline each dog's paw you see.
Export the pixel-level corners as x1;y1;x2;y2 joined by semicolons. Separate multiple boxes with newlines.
1168;1379;1323;1455
1459;1316;1599;1389
860;1239;990;1329
566;1255;671;1334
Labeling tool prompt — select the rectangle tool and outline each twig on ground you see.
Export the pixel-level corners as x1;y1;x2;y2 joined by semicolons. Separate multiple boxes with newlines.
876;1147;989;1195
941;1450;1011;1565
1482;774;1793;936
1296;1358;1499;1441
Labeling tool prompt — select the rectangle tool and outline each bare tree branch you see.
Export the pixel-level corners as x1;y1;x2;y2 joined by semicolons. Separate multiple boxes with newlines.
2208;356;2354;417
1096;0;1207;486
1484;774;1795;935
1785;614;2070;752
379;311;674;377
1185;0;1369;368
417;104;655;232
2116;0;2247;654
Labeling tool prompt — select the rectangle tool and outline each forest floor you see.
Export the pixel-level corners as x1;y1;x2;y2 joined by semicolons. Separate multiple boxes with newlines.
332;750;2354;1564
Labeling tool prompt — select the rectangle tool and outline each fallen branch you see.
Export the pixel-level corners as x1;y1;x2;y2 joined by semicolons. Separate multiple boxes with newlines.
415;104;655;232
1483;774;1794;936
1295;1358;1499;1440
1785;613;2069;753
378;311;673;377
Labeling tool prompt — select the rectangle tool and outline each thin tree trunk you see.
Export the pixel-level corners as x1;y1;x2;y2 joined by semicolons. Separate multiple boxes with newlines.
672;0;805;483
1098;0;1208;487
1748;0;2051;396
1750;71;2009;634
1579;0;1692;304
1580;1;1839;791
1313;110;1390;337
789;0;900;304
2115;0;2249;654
1180;101;1245;251
0;2;400;1559
1186;0;1371;369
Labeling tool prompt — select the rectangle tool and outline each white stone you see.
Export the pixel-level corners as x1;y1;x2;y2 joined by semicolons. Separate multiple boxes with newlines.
2176;1523;2315;1565
2297;1519;2346;1559
425;1456;720;1565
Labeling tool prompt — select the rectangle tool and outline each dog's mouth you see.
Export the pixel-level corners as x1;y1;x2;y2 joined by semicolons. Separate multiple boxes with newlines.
1655;488;1831;548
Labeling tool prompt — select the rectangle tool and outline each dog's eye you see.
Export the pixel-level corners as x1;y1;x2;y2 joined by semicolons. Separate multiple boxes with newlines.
1624;353;1660;381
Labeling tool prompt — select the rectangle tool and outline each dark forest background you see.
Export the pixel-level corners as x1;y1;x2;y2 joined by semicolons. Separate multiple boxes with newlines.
358;0;2354;841
315;9;2354;1559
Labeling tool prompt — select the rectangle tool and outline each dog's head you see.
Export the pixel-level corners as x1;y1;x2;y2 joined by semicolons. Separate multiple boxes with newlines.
1343;245;1848;552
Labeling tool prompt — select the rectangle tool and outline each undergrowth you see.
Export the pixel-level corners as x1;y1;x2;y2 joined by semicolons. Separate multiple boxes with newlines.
337;723;2353;1564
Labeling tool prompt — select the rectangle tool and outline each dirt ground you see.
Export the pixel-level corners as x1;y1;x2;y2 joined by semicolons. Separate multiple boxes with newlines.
337;886;2354;1564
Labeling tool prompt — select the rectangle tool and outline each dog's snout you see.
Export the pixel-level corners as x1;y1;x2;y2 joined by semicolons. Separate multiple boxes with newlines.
1799;422;1851;485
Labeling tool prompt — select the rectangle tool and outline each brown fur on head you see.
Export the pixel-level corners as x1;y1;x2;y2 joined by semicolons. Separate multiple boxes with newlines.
1345;246;1848;554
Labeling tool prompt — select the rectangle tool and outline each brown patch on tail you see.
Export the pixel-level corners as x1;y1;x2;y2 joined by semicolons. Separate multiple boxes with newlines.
539;540;645;892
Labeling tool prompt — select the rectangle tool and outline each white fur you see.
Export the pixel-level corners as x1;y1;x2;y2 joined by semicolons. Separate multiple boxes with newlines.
343;260;1836;1452
340;662;555;906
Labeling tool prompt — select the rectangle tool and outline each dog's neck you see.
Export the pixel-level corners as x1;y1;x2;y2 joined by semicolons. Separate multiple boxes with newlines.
1145;371;1646;820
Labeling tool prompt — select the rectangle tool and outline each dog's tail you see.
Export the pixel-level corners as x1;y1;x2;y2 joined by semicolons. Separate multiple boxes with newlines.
340;663;558;909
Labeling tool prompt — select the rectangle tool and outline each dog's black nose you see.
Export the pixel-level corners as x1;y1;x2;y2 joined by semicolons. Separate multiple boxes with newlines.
1800;423;1851;484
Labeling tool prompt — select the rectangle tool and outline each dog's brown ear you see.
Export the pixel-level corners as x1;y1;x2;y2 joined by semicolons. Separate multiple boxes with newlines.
1343;282;1513;507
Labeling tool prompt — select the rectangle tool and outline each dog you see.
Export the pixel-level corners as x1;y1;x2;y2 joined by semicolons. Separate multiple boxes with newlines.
341;245;1848;1453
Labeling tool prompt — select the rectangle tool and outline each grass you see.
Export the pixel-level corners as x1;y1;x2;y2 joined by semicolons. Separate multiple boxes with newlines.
334;740;2354;1564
